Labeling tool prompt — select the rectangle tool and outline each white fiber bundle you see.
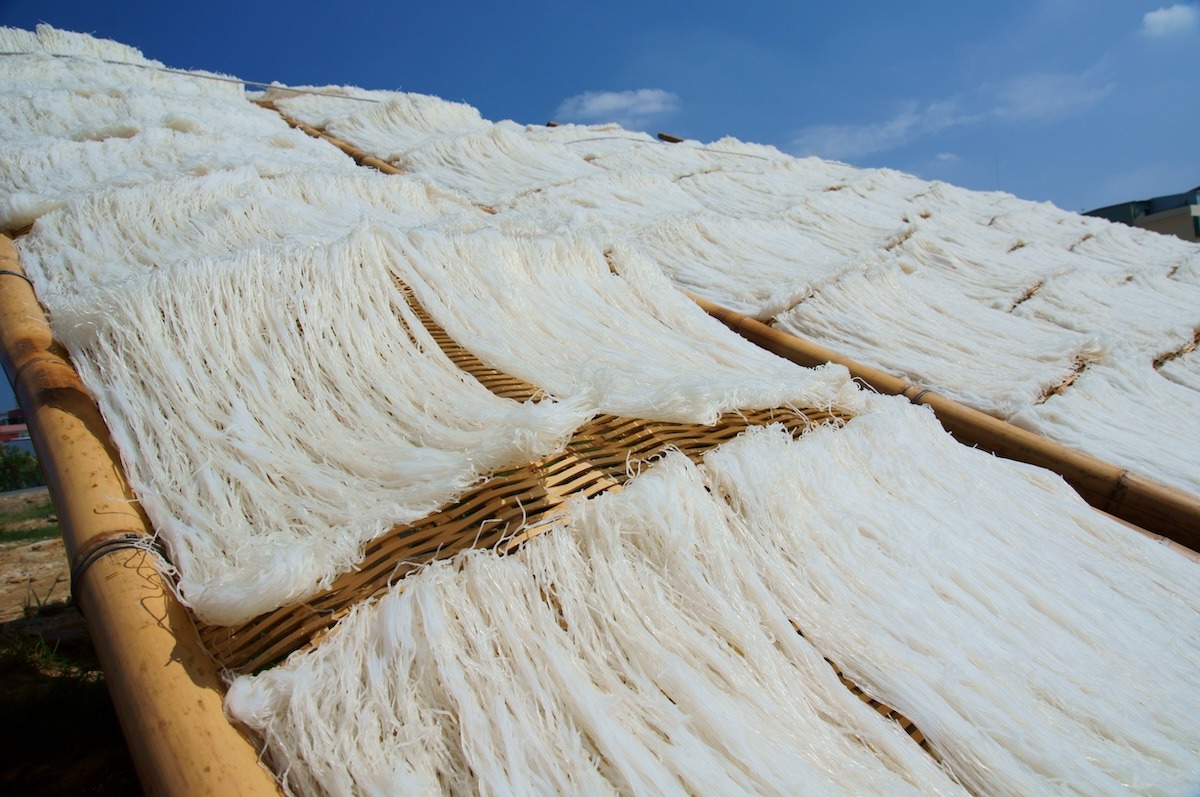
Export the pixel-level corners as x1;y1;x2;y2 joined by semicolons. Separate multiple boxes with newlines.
1067;222;1200;274
893;223;1059;308
48;229;586;625
704;400;1200;797
259;84;396;128
19;167;475;294
390;226;863;422
524;121;662;160
394;122;599;206
323;92;491;162
1158;348;1200;393
0;23;149;64
1013;267;1200;357
228;449;968;797
0;128;351;229
623;213;864;319
0;87;289;144
676;163;852;219
788;190;917;256
502;170;707;234
0;26;246;100
775;264;1100;417
985;202;1108;250
1011;358;1200;496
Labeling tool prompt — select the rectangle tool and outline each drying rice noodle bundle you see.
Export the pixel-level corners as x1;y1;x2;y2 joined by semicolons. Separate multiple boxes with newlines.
259;84;395;128
20;167;475;293
48;227;586;624
525;121;661;159
0;25;246;100
1011;357;1200;496
0;127;351;229
571;135;738;179
0;87;289;143
623;213;866;319
393;122;597;205
323;92;491;162
775;263;1100;417
1013;267;1200;356
390;226;863;422
228;448;968;797
892;223;1057;308
787;190;916;256
502;170;707;234
1157;348;1200;393
676;165;842;219
985;203;1108;250
704;399;1200;797
1068;222;1199;274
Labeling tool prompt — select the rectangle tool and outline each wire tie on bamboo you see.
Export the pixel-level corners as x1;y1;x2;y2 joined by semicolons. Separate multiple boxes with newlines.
0;269;35;288
69;530;159;606
907;387;933;404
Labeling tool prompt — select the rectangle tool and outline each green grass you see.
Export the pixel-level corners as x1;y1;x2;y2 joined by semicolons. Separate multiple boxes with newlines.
0;492;59;544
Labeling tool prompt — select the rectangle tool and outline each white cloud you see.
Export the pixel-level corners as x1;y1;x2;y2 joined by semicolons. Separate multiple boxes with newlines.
791;69;1110;161
555;89;680;129
935;152;961;163
1142;4;1199;36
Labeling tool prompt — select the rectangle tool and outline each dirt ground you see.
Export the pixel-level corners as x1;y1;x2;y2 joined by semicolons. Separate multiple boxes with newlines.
0;488;142;795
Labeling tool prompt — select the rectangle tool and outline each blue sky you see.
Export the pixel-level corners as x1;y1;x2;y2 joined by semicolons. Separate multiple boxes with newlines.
0;1;1195;404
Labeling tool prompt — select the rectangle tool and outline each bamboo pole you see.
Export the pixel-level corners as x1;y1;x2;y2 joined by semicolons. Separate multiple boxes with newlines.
0;235;281;797
690;292;1200;551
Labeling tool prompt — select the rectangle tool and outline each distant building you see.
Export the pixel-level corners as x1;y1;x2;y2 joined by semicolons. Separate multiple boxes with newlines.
1085;186;1200;242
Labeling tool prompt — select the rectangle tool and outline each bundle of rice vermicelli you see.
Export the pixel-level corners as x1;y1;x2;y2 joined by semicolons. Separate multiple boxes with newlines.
393;122;598;205
322;92;491;163
260;84;396;128
703;399;1200;797
622;213;865;319
1013;267;1200;357
0;86;287;143
48;228;586;624
1010;357;1200;495
501;170;707;234
1158;347;1200;393
390;226;862;422
675;163;851;219
19;167;476;293
226;447;969;797
0;25;246;100
0;128;351;230
774;263;1101;417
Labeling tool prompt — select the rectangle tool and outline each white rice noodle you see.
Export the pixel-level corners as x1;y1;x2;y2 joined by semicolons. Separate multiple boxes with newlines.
19;167;476;294
775;263;1100;417
892;223;1058;308
501;170;707;234
1011;357;1200;496
322;92;491;162
227;449;969;797
0;87;289;143
47;229;587;625
390;226;863;422
260;84;397;128
623;213;867;319
1158;347;1200;393
984;201;1109;250
787;191;916;256
0;26;245;100
1068;223;1200;274
0;128;351;229
676;163;852;219
392;122;598;205
704;400;1200;797
524;121;666;160
1013;268;1200;357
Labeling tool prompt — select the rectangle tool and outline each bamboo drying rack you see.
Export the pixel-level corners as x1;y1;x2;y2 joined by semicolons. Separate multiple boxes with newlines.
1;97;1195;795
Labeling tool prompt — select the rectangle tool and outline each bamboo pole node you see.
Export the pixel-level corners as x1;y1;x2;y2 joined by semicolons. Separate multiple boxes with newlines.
69;530;157;603
0;268;35;287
